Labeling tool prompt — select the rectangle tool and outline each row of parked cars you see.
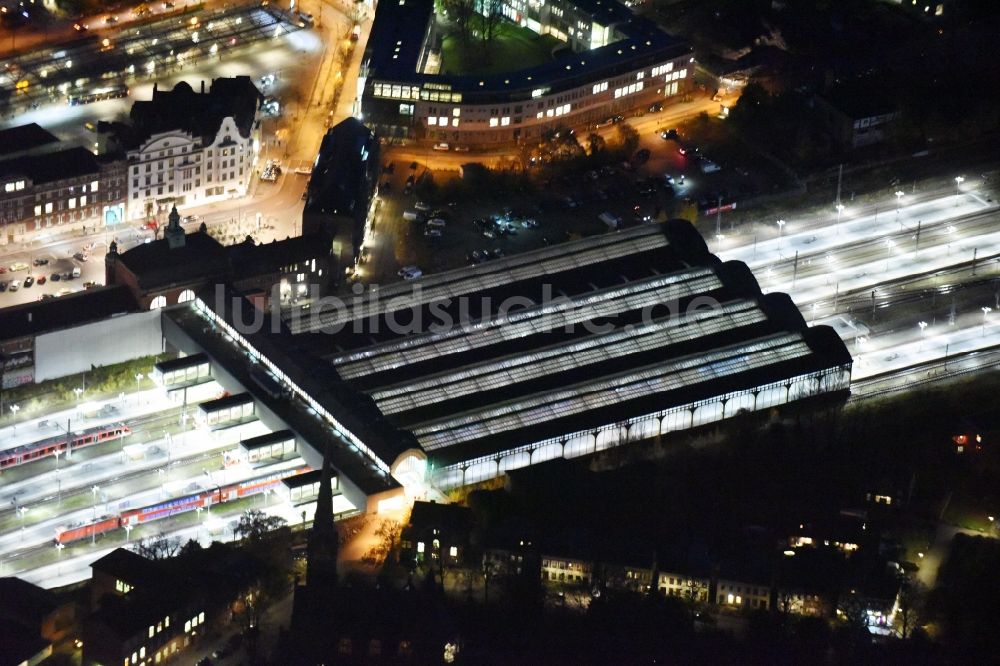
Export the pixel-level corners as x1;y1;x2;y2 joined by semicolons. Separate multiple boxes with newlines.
1;267;83;293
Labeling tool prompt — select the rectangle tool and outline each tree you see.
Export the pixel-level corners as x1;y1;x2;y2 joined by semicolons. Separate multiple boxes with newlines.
480;0;505;49
134;533;181;560
614;122;640;157
587;132;607;157
234;509;287;543
442;0;476;43
896;580;927;639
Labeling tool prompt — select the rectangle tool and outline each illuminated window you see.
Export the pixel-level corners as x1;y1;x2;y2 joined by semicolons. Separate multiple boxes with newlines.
489;118;498;127
501;117;510;126
44;202;53;214
451;119;459;127
428;117;437;126
68;198;76;209
140;647;146;659
592;81;608;95
438;116;447;126
449;546;458;557
184;620;191;633
34;205;41;216
399;103;414;116
452;108;460;117
636;72;645;80
199;612;205;624
91;180;99;192
536;112;543;119
148;626;154;638
150;295;167;310
80;195;87;206
417;541;425;553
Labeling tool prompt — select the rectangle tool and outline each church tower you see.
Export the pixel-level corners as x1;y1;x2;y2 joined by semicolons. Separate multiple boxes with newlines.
104;239;119;285
164;205;186;250
306;443;338;591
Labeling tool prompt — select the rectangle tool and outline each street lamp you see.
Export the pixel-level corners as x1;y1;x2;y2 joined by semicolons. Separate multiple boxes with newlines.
124;524;133;543
955;176;965;193
134;373;144;404
983;306;992;337
884;238;895;272
91;485;100;519
918;321;928;351
9;404;19;432
73;387;83;403
835;203;845;236
776;219;785;247
895;190;905;227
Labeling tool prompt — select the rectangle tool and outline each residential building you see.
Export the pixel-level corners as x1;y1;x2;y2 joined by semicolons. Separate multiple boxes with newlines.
302;118;380;278
109;78;262;223
361;0;694;146
400;501;473;567
0;142;126;245
813;84;901;149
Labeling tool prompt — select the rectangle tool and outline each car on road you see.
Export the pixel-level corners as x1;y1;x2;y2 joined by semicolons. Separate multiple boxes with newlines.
39;293;56;301
453;146;470;152
9;262;28;272
51;272;61;281
74;22;88;31
24;276;34;288
104;15;118;24
397;266;418;277
402;267;423;280
9;280;19;291
182;215;199;223
432;143;450;151
424;228;442;237
37;275;46;285
74;252;89;261
414;200;431;212
660;128;678;140
32;258;49;266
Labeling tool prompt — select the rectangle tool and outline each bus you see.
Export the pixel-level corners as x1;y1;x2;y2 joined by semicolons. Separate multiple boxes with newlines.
67;85;129;106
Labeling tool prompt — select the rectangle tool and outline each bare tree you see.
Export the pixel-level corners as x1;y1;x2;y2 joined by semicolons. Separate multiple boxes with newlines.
480;0;505;48
134;533;181;560
443;0;476;44
897;580;927;639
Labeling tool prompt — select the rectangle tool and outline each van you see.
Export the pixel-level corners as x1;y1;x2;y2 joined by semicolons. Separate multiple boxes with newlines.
402;210;422;222
71;267;81;278
598;212;621;229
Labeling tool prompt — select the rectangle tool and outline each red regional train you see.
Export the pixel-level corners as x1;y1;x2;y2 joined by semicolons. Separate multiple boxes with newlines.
54;466;310;544
0;424;132;472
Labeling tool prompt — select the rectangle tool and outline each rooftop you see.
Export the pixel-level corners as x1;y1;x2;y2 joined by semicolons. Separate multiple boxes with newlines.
363;0;692;99
124;77;261;149
304;118;379;219
0;123;59;158
285;221;850;467
0;285;138;342
0;146;102;186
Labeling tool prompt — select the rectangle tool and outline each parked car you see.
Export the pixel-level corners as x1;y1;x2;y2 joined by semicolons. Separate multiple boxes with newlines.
37;275;46;285
0;281;7;292
23;276;34;287
432;143;450;151
648;102;663;113
9;280;19;291
51;272;61;282
424;228;442;237
32;258;49;266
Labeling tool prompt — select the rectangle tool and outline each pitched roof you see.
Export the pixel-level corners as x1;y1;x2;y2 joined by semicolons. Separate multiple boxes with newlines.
116;231;230;291
126;77;261;148
90;548;162;588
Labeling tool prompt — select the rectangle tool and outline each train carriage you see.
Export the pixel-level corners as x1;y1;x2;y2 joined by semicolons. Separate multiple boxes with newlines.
1;424;131;471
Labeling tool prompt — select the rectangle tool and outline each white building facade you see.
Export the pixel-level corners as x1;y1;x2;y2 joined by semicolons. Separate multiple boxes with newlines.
126;116;258;222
